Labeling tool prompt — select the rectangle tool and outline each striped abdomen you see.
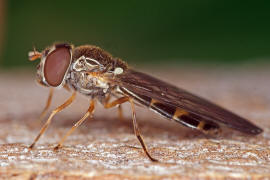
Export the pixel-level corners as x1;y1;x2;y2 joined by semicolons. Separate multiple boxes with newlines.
120;87;220;133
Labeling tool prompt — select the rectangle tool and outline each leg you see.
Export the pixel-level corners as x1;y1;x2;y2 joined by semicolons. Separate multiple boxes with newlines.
104;96;157;161
29;92;76;149
38;88;54;122
54;100;95;150
129;99;158;162
104;95;126;121
104;96;129;109
118;105;124;121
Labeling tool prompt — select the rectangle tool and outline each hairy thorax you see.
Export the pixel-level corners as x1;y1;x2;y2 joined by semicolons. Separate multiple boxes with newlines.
62;45;127;101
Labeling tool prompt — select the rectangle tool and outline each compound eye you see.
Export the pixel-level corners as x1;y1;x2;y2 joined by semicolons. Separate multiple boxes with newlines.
44;47;71;87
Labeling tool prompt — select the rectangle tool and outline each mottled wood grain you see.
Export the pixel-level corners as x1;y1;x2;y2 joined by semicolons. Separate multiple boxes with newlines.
0;67;269;179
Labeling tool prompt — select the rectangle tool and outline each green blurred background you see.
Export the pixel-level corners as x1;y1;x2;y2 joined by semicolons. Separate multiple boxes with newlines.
0;0;270;68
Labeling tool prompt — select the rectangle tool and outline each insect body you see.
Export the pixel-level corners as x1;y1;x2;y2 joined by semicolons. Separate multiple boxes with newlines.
28;43;263;161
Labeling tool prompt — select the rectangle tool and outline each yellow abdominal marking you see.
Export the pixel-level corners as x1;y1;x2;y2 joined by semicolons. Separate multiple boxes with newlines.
197;121;206;130
173;108;188;119
150;99;159;106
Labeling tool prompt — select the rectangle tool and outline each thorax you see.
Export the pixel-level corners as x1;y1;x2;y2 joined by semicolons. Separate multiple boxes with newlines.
64;45;127;100
66;69;114;99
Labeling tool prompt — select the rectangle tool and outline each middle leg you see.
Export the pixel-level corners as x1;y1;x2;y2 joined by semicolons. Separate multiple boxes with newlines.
54;100;96;150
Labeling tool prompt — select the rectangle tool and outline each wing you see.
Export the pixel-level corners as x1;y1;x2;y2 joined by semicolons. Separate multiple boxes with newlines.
112;69;262;135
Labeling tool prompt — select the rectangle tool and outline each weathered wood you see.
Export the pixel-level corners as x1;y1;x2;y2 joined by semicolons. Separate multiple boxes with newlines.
0;68;269;179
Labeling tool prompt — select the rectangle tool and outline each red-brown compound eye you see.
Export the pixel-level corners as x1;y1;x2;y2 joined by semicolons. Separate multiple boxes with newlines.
44;47;71;87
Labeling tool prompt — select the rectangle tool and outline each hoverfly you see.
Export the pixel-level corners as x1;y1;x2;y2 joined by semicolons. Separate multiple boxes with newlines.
28;43;263;162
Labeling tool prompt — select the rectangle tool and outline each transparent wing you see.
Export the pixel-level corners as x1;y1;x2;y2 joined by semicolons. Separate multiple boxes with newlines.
112;69;262;135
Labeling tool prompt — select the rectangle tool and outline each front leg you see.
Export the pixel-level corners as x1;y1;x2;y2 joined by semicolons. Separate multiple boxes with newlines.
38;88;54;122
29;91;76;149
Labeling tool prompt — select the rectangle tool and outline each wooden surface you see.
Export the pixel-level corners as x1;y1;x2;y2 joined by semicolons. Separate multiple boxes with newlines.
0;67;270;179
